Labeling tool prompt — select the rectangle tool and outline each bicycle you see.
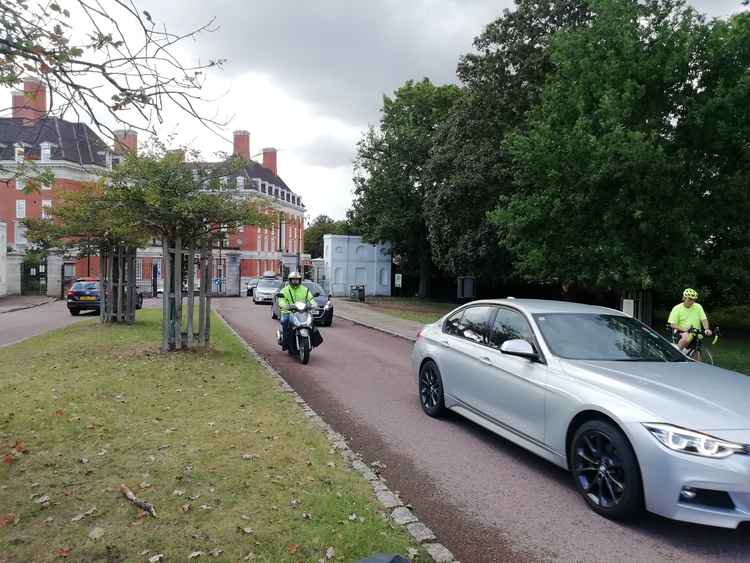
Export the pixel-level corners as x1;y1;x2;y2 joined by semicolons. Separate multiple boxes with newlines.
667;326;720;364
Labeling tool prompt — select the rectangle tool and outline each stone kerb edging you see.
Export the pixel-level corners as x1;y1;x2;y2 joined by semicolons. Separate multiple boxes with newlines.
216;311;456;563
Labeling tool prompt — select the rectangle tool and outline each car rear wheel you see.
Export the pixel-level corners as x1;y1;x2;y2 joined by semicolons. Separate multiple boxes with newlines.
419;360;446;418
570;420;643;521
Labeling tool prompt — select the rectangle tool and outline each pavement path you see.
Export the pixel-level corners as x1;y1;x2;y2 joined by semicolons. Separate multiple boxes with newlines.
0;294;56;314
217;297;750;563
0;299;89;347
332;298;423;341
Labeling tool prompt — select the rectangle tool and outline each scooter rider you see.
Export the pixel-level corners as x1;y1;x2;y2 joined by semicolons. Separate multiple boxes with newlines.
278;272;316;351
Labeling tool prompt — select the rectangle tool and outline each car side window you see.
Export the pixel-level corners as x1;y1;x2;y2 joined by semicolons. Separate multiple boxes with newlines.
445;306;492;344
489;307;533;349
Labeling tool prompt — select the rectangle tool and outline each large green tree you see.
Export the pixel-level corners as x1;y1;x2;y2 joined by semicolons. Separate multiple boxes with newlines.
492;0;708;294
351;79;460;298
425;0;591;281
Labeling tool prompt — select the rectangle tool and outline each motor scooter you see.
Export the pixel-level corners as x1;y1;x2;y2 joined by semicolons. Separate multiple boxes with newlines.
276;300;323;364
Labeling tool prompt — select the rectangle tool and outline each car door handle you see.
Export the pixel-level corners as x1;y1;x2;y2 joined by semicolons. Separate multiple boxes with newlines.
481;356;493;364
440;340;451;349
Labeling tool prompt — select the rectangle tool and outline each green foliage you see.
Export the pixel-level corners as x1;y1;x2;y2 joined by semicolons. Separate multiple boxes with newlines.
303;215;355;258
351;79;460;297
709;305;750;333
425;0;591;280
106;143;269;245
492;0;711;292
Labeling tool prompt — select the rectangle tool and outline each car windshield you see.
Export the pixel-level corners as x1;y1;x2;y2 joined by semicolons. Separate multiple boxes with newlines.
533;313;687;362
257;279;281;290
302;282;324;295
72;282;98;291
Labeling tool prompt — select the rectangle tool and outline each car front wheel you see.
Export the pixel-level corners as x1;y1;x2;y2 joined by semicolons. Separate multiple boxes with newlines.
418;360;446;417
570;420;644;521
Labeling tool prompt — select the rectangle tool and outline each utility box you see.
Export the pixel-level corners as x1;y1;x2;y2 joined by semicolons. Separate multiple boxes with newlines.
457;276;476;300
350;284;365;302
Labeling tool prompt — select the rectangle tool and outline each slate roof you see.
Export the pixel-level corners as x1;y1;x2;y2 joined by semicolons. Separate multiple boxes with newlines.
0;117;111;166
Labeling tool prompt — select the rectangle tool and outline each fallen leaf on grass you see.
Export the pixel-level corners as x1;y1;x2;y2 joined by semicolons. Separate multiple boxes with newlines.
208;549;223;557
2;455;15;465
407;547;419;559
199;504;213;511
55;547;72;558
88;526;104;540
189;551;204;559
243;554;256;561
302;512;312;520
172;489;185;496
44;516;54;524
290;498;300;507
148;555;164;563
238;526;253;534
71;507;96;522
287;544;299;554
53;410;64;417
79;458;89;464
12;441;28;454
34;495;50;504
325;547;335;560
0;514;18;528
181;503;191;513
241;454;257;461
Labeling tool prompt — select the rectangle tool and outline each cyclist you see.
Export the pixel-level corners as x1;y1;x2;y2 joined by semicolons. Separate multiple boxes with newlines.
668;288;712;360
278;271;316;351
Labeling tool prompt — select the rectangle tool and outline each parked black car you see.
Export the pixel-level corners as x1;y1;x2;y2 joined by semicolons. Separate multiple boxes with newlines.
246;278;259;297
66;278;144;316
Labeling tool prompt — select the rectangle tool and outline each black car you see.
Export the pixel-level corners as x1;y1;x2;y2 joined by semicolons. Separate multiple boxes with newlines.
66;279;144;316
245;278;259;297
272;280;333;327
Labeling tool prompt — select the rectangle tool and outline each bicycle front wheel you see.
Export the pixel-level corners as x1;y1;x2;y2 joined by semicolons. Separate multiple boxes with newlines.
701;349;714;365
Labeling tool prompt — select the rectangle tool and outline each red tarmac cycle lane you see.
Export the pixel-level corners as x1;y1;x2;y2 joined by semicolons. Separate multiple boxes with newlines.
216;298;750;563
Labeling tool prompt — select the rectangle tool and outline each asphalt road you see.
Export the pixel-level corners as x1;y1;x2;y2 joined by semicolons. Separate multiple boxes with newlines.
217;300;750;561
0;299;90;347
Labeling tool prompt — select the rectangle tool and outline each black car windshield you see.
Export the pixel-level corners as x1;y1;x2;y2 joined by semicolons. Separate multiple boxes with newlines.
257;279;281;290
533;313;687;362
302;282;324;295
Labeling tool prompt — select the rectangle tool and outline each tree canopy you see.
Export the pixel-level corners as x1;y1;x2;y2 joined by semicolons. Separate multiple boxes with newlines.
351;78;460;298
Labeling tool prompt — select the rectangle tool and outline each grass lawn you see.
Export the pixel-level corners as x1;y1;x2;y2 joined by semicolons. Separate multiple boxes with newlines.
0;311;422;562
706;331;750;375
364;297;456;325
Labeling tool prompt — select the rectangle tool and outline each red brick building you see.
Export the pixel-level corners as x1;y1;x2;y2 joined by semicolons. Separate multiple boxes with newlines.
1;78;306;295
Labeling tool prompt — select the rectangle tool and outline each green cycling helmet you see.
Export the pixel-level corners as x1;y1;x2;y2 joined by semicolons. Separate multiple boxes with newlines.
683;288;698;300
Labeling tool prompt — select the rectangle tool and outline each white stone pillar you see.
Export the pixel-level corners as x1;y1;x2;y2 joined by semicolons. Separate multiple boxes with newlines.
6;253;23;295
46;254;64;298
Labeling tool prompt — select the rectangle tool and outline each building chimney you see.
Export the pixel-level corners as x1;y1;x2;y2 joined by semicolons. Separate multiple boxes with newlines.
12;78;47;124
113;129;138;155
262;147;277;175
233;130;250;160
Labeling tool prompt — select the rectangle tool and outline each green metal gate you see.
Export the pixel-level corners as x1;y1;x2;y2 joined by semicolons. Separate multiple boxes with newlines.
21;259;47;295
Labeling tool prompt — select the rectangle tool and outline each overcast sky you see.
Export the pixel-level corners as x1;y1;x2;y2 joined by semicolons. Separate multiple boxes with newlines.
5;1;748;221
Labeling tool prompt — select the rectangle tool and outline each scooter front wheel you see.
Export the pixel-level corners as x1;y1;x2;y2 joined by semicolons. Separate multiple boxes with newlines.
299;337;311;364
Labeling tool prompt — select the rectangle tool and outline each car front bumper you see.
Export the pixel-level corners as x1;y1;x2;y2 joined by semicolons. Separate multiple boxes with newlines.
627;422;750;528
312;307;333;324
255;294;274;303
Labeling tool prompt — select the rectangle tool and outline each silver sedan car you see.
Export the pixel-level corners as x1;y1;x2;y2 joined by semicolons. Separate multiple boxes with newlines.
412;299;750;528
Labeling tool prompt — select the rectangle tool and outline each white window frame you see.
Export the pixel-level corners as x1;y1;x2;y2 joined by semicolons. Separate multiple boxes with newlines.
16;178;24;191
16;199;26;219
41;199;52;219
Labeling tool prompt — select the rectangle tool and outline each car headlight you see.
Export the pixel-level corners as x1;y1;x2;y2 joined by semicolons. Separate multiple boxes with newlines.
643;423;745;459
324;301;332;309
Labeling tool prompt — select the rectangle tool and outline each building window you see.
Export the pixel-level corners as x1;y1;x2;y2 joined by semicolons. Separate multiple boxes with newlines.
15;222;27;245
16;199;26;219
14;145;24;163
41;142;53;162
42;199;52;219
16;178;24;191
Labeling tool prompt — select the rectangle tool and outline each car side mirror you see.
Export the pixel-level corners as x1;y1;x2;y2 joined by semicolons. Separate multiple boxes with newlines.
313;291;321;297
500;339;538;361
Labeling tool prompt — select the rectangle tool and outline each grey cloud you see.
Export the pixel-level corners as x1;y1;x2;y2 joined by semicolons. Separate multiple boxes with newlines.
295;134;355;168
146;0;745;136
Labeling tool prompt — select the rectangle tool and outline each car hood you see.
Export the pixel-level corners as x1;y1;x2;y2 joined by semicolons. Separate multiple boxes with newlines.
313;295;328;307
561;360;750;432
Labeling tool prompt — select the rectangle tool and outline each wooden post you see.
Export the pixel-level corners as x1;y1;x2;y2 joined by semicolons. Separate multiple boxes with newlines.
162;238;171;352
127;248;137;324
99;246;106;324
198;244;207;347
106;245;114;323
186;246;195;348
206;240;213;346
117;247;124;323
174;237;183;350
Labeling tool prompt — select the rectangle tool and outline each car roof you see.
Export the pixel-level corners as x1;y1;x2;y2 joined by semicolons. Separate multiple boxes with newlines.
466;298;625;316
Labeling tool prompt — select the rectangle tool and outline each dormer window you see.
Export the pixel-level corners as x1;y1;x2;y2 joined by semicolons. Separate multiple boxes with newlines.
41;142;53;162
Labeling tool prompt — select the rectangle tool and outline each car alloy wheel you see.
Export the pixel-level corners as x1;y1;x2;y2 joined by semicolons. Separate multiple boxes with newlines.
419;360;445;417
570;420;643;520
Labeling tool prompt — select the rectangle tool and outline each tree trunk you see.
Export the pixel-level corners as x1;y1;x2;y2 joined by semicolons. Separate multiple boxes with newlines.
162;238;171;352
186;247;195;347
417;252;431;299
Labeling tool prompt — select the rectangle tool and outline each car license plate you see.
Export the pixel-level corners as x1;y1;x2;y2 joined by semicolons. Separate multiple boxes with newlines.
80;296;96;301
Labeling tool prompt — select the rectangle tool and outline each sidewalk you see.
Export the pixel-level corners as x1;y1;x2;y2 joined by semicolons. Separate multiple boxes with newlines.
0;294;56;314
333;298;424;341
